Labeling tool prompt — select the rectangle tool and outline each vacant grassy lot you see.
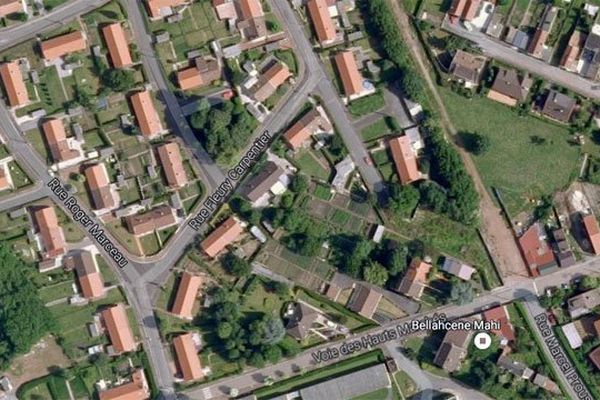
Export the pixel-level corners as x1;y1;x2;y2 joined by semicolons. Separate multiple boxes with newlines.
361;118;391;142
439;88;580;215
293;150;331;181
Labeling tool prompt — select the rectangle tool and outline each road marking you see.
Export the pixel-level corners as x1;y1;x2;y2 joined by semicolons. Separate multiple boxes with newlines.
202;387;213;399
532;281;539;296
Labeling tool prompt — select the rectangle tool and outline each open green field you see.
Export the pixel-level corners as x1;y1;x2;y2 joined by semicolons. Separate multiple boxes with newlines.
439;87;580;216
292;150;331;181
361;118;391;142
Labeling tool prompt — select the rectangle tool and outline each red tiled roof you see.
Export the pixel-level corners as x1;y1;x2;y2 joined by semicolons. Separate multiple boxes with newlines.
518;224;555;275
0;0;23;17
102;23;133;69
42;119;79;162
157;142;187;188
583;214;600;255
32;206;66;259
0;61;28;107
334;51;363;97
70;251;105;299
253;62;291;102
85;163;115;210
307;0;336;45
130;91;163;138
101;304;136;354
171;272;202;320
389;135;420;184
483;305;515;342
40;31;87;60
173;333;203;381
99;369;150;400
145;0;188;18
200;216;243;258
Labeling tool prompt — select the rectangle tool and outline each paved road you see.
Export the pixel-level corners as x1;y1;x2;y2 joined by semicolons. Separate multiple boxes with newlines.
384;342;492;400
442;19;600;99
269;0;385;192
0;0;110;51
184;256;600;399
0;183;47;212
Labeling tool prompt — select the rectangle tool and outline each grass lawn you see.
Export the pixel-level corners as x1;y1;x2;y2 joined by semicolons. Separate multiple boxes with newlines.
7;161;32;189
348;92;386;117
389;209;499;288
37;66;68;115
25;129;51;163
439;87;580;216
361;118;391;142
394;370;418;398
293;150;331;181
139;233;161;256
297;289;373;331
38;280;75;303
254;350;384;399
313;183;333;200
241;276;291;315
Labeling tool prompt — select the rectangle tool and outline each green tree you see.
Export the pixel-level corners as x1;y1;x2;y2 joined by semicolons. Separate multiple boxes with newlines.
449;279;474;305
290;174;309;193
344;239;373;278
101;69;136;92
217;321;233;339
419;181;447;213
221;252;252;277
386;246;408;276
362;261;389;286
389;183;419;217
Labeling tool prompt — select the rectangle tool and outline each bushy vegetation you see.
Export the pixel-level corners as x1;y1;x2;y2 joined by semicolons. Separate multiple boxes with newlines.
0;243;54;369
190;98;258;164
202;287;294;367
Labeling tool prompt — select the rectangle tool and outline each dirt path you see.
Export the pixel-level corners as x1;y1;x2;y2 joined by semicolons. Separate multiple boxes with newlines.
387;0;529;282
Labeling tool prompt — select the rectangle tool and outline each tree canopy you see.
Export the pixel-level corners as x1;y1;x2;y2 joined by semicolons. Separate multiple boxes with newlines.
0;244;54;369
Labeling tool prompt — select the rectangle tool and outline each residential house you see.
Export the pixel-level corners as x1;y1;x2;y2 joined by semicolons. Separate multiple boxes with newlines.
157;142;188;188
404;126;424;152
541;90;576;124
124;205;176;236
560;31;587;72
332;155;354;191
212;0;237;20
582;213;600;254
447;0;481;23
252;62;291;103
177;57;221;90
101;303;136;354
532;373;560;394
237;0;267;40
580;27;600;80
441;257;475;281
129;90;164;139
102;22;133;69
145;0;188;19
282;108;332;150
505;27;531;51
307;0;337;47
42;119;79;163
65;251;105;300
389;135;420;185
170;272;202;320
40;31;87;61
487;68;531;107
0;0;23;18
589;346;600;370
348;284;381;319
98;369;150;400
483;305;515;345
32;205;66;260
433;329;472;372
394;259;431;300
528;6;558;60
497;354;535;379
334;50;365;100
85;163;115;210
552;228;576;267
238;161;288;206
448;50;486;88
285;302;324;341
173;333;203;381
0;61;28;107
568;288;600;318
0;168;10;191
518;223;557;276
200;216;244;258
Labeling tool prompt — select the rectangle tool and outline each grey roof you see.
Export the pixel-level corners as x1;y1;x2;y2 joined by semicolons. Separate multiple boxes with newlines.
285;302;320;340
490;68;529;101
299;364;391;400
512;30;531;50
238;161;285;202
568;288;600;317
449;50;486;84
433;328;472;372
542;90;576;123
441;257;475;280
